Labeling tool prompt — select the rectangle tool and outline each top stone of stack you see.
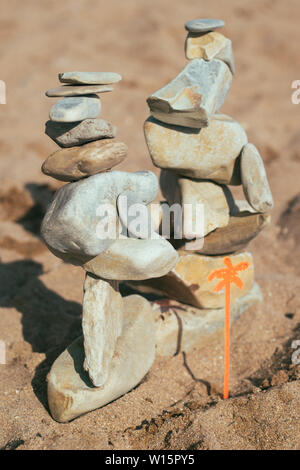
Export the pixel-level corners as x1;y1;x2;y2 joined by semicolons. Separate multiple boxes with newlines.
184;18;225;33
58;71;122;85
146;18;232;129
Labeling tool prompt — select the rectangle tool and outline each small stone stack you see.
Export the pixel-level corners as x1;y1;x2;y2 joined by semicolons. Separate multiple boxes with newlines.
41;72;178;422
43;71;126;181
129;19;273;356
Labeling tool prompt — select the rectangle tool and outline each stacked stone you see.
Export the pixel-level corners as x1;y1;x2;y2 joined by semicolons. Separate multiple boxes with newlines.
41;72;178;422
130;19;274;356
43;71;126;181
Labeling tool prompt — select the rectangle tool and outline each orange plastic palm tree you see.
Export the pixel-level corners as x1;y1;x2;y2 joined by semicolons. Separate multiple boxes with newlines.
208;256;249;399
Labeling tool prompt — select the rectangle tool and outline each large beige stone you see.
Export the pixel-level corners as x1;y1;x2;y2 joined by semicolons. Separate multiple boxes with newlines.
160;170;230;237
83;237;178;281
146;59;232;128
47;295;155;423
182;211;271;255
127;252;254;309
144;114;247;184
154;282;262;356
185;32;235;74
42;139;127;181
241;143;274;213
82;274;123;387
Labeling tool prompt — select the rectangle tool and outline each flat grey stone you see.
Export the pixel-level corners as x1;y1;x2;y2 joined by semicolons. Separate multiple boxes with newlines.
48;295;155;422
241;143;274;212
59;71;122;85
41;170;159;265
147;59;232;128
45;118;117;148
46;84;113;97
49;95;101;122
185;18;225;33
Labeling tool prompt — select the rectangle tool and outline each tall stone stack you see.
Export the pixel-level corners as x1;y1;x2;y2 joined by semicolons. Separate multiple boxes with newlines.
130;19;273;355
40;72;178;422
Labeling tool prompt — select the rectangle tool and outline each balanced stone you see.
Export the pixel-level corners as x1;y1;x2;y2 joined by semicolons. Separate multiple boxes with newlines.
59;71;122;85
83;237;178;281
154;282;262;357
160;170;230;237
117;190;156;239
49;95;101;122
185;18;225;33
185;32;235;74
41;171;159;265
181;211;271;255
147;59;232;128
42;139;128;181
48;295;155;423
46;84;113;97
241;143;274;212
145;115;247;184
45;119;117;148
127;252;254;309
82;275;123;387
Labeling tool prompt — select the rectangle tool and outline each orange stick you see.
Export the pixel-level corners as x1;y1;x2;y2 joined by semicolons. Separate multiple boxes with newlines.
224;280;231;399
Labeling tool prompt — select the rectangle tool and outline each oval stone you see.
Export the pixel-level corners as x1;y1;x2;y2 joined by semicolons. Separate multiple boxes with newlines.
241;143;274;212
185;18;225;33
49;94;101;122
42;139;128;182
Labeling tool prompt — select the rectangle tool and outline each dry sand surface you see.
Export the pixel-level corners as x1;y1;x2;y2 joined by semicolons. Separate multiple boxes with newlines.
0;0;300;450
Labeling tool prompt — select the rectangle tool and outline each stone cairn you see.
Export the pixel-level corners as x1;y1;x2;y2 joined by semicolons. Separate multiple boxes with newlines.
129;19;273;354
41;72;178;422
41;18;274;421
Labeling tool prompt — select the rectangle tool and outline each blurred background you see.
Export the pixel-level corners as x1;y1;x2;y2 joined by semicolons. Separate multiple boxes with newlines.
0;0;300;450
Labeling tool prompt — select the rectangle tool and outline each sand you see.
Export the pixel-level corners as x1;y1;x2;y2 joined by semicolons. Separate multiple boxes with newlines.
0;0;300;450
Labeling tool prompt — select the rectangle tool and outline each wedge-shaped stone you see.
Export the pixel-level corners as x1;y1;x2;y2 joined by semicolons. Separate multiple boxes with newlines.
185;32;235;74
59;71;122;85
145;115;247;184
146;59;232;128
154;282;262;356
41;171;158;265
84;237;178;281
127;252;254;309
42;139;127;181
182;211;271;255
45;119;117;148
48;295;155;423
160;170;230;237
241;143;274;212
46;84;113;97
82;274;123;387
49;95;101;122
